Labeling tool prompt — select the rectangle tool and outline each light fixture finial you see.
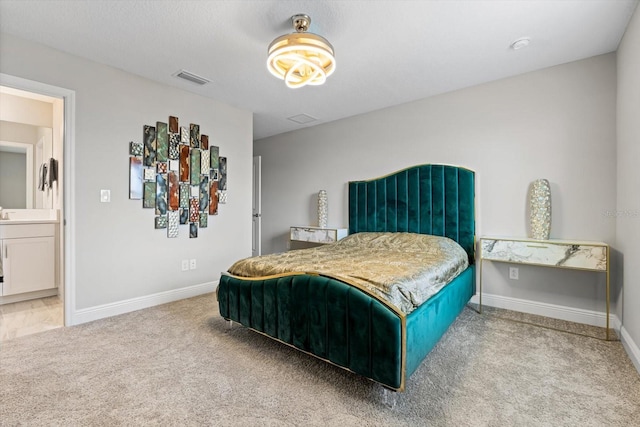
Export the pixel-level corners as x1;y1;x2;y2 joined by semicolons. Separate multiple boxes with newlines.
292;14;311;33
267;14;336;89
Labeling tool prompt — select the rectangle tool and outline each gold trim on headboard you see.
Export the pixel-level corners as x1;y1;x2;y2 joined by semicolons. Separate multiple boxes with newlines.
349;163;475;184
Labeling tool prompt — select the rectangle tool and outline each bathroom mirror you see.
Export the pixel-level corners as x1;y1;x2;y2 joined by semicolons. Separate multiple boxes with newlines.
0;124;53;210
0;140;33;208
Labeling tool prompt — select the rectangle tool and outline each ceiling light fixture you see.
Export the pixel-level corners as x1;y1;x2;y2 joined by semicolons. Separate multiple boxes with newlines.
267;14;336;89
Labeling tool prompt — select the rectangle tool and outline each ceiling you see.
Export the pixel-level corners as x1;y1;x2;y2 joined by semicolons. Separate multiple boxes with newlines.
0;0;637;140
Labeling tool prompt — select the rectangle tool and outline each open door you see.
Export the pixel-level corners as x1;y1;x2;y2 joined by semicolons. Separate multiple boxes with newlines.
252;156;262;257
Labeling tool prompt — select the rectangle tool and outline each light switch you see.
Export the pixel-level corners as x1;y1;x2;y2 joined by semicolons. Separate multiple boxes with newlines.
100;189;111;203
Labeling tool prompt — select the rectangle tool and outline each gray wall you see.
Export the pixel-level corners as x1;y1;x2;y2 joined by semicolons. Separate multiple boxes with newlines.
617;6;640;356
0;34;253;310
0;151;26;208
255;54;617;317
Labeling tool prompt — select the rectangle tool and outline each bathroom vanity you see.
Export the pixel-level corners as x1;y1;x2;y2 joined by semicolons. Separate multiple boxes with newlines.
0;219;58;303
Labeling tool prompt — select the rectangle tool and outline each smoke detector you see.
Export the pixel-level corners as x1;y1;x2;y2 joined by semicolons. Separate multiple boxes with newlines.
510;37;531;50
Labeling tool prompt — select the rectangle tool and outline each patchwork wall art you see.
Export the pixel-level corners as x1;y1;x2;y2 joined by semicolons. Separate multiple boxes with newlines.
128;115;227;238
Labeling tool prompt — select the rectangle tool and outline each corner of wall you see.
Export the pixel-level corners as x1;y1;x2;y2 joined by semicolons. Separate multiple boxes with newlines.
621;326;640;374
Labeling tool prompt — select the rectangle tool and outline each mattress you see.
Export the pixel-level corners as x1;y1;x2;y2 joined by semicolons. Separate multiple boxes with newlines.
228;232;468;314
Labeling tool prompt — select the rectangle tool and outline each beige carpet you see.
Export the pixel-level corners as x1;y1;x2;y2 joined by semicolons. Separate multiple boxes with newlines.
1;294;638;426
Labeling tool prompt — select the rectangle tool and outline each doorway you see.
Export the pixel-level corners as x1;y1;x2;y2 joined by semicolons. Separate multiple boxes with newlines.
0;73;76;333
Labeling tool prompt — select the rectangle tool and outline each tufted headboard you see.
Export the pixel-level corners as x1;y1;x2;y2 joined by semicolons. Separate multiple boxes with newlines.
348;164;475;263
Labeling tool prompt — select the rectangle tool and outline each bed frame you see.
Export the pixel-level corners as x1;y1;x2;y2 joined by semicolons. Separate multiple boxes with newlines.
217;164;475;392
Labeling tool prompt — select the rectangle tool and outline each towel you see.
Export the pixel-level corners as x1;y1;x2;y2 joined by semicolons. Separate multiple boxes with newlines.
38;163;48;191
47;158;58;187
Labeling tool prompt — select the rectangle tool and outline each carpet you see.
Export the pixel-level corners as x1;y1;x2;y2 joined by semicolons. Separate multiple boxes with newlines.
1;294;638;426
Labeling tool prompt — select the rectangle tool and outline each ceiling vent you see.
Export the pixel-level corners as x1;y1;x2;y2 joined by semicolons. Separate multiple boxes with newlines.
287;114;317;124
173;70;210;85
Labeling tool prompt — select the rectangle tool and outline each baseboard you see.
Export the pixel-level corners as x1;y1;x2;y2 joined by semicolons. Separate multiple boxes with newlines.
0;288;58;305
71;281;217;325
620;326;640;374
469;293;622;331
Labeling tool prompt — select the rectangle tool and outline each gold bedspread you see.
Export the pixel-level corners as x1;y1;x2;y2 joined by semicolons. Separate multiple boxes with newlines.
228;232;469;314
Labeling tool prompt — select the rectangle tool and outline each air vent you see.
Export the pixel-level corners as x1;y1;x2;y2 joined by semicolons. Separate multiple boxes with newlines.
287;114;317;124
173;70;210;85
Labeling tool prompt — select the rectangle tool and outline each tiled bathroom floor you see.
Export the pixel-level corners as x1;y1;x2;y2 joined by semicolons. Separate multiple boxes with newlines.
0;296;63;341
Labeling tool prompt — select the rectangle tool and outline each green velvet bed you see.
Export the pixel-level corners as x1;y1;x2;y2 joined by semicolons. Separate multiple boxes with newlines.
217;164;475;392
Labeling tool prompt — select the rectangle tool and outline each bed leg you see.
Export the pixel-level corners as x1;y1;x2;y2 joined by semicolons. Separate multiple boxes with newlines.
381;387;398;409
225;319;233;330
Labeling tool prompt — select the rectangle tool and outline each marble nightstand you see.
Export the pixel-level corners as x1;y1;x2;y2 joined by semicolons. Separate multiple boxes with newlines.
290;226;348;244
479;236;611;340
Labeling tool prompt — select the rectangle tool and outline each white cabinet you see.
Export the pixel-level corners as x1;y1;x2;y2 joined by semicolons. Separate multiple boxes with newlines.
0;223;57;298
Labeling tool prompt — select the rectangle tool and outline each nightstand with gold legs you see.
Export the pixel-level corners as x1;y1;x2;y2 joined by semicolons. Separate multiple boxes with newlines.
478;237;612;341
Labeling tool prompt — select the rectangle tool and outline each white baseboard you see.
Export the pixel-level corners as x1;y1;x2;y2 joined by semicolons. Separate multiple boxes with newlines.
0;288;58;305
71;281;217;325
620;326;640;374
469;293;622;331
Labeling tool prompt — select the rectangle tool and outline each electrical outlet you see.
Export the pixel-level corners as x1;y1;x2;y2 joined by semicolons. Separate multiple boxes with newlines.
181;259;189;271
509;267;519;280
189;259;197;270
100;189;111;203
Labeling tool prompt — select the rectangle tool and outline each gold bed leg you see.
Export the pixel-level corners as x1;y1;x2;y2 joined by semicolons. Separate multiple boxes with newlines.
606;246;610;341
478;258;483;314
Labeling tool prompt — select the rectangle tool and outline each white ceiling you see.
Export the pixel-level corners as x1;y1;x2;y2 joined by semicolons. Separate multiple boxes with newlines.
0;0;637;140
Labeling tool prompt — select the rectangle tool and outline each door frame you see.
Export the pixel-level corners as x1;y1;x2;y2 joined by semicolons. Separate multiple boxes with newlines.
1;73;76;326
252;155;262;257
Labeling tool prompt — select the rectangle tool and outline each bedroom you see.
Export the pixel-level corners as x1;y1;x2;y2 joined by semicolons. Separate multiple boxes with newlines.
1;0;639;424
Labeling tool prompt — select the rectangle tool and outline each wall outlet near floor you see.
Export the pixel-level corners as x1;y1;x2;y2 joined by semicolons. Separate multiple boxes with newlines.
181;259;189;272
189;259;197;270
509;267;519;280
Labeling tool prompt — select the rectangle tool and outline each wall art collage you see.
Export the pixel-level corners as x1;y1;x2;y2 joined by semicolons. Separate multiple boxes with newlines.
128;116;227;238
